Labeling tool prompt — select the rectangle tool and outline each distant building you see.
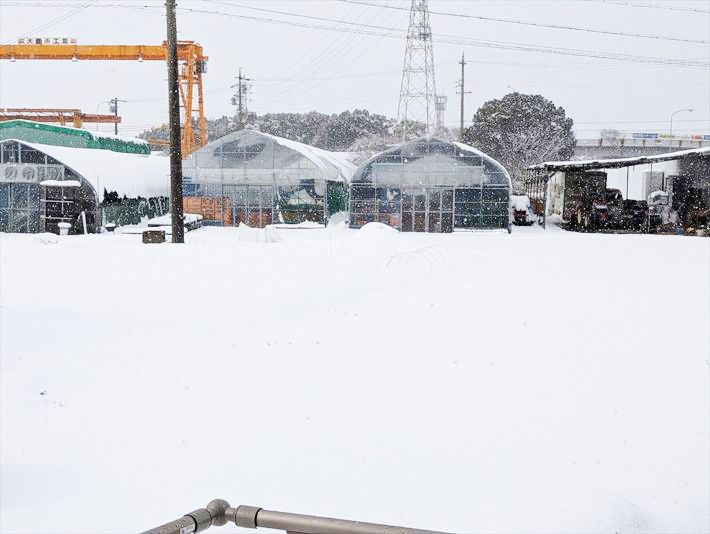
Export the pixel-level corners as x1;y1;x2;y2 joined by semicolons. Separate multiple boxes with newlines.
574;135;710;160
0;121;168;234
181;129;354;227
349;136;512;232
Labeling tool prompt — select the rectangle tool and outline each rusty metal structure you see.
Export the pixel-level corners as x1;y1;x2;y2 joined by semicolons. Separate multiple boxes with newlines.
0;41;208;154
0;108;119;128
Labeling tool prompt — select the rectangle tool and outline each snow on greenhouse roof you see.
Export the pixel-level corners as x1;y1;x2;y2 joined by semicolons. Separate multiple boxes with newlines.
10;139;169;198
528;146;710;171
259;131;356;182
353;136;512;188
184;129;355;183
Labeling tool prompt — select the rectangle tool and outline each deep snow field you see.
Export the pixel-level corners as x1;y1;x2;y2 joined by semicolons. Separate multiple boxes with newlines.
1;221;708;534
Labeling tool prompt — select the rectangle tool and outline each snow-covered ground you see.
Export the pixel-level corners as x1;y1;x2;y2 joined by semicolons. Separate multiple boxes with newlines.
1;221;708;534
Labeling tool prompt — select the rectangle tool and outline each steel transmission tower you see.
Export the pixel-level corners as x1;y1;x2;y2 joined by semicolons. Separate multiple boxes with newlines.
397;0;438;141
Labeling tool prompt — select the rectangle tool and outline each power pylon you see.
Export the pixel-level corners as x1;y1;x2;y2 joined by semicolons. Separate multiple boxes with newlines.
397;0;438;141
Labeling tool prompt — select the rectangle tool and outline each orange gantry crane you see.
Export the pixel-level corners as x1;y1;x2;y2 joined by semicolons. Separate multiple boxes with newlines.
0;41;208;155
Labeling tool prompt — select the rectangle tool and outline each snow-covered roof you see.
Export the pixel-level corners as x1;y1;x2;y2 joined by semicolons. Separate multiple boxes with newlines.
257;131;356;182
7;139;169;198
528;147;710;172
352;136;512;188
184;129;355;183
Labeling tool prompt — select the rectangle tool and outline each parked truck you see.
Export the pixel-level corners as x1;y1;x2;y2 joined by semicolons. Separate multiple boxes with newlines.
548;170;608;230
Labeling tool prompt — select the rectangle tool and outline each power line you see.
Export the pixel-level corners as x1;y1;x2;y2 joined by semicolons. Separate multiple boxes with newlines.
256;0;404;96
338;0;710;44
263;4;409;102
579;0;710;14
3;2;707;67
171;6;708;68
1;0;98;45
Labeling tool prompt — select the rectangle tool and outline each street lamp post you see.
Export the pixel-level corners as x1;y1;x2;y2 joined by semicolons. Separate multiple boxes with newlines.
669;108;693;151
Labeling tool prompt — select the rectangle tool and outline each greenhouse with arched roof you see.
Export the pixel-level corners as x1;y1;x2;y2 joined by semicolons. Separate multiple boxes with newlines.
182;129;354;227
349;136;512;232
0;137;168;235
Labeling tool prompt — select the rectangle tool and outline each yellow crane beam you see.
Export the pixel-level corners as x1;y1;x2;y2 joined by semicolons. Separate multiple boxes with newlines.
0;41;208;155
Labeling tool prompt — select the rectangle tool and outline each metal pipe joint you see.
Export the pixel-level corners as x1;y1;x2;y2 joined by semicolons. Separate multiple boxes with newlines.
142;500;451;534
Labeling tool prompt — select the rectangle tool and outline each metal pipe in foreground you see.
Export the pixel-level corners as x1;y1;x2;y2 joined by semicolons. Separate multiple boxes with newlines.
142;500;453;534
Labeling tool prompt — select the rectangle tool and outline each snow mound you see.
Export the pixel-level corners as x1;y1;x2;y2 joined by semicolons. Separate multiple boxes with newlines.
355;222;399;238
238;222;282;243
326;211;349;229
32;233;59;245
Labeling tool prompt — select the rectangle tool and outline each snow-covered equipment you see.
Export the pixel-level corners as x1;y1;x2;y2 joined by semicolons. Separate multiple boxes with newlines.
511;194;536;225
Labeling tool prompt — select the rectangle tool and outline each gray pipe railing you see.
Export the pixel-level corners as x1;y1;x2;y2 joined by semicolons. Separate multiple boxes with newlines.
142;500;453;534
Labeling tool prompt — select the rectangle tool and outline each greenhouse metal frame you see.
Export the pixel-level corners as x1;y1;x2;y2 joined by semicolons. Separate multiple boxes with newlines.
349;137;512;233
182;130;353;228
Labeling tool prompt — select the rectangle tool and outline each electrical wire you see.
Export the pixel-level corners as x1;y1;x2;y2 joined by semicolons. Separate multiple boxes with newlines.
170;6;708;68
578;0;710;15
338;0;710;44
256;0;401;98
1;0;98;45
3;2;707;68
257;3;410;104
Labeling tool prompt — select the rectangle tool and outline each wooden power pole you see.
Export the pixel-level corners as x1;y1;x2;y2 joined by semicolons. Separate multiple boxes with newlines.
166;0;184;243
457;52;470;142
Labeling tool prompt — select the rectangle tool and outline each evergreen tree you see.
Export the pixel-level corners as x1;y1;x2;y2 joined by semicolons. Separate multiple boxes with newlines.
463;93;576;191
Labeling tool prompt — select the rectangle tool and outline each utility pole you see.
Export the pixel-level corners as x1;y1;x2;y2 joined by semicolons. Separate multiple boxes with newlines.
108;97;126;135
456;52;470;142
165;0;184;243
231;68;251;123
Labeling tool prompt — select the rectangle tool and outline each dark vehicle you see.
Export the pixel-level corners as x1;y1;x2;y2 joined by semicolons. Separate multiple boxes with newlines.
557;171;607;230
589;188;624;229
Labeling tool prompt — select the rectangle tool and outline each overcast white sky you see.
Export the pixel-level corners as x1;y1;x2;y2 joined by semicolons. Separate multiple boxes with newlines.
0;0;708;140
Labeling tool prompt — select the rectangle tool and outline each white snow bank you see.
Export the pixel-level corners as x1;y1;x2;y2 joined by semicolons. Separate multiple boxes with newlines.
148;213;203;226
357;221;399;236
31;232;59;245
0;228;708;533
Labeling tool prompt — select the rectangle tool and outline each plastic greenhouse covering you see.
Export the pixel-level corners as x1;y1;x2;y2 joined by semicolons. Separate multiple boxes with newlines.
349;137;512;232
182;129;354;227
0;139;169;235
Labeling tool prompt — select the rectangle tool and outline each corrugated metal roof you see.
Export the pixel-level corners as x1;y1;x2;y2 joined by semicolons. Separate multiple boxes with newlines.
528;147;710;172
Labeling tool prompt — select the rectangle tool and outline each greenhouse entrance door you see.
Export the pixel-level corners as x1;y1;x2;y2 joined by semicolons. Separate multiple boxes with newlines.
401;188;454;233
225;185;274;228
